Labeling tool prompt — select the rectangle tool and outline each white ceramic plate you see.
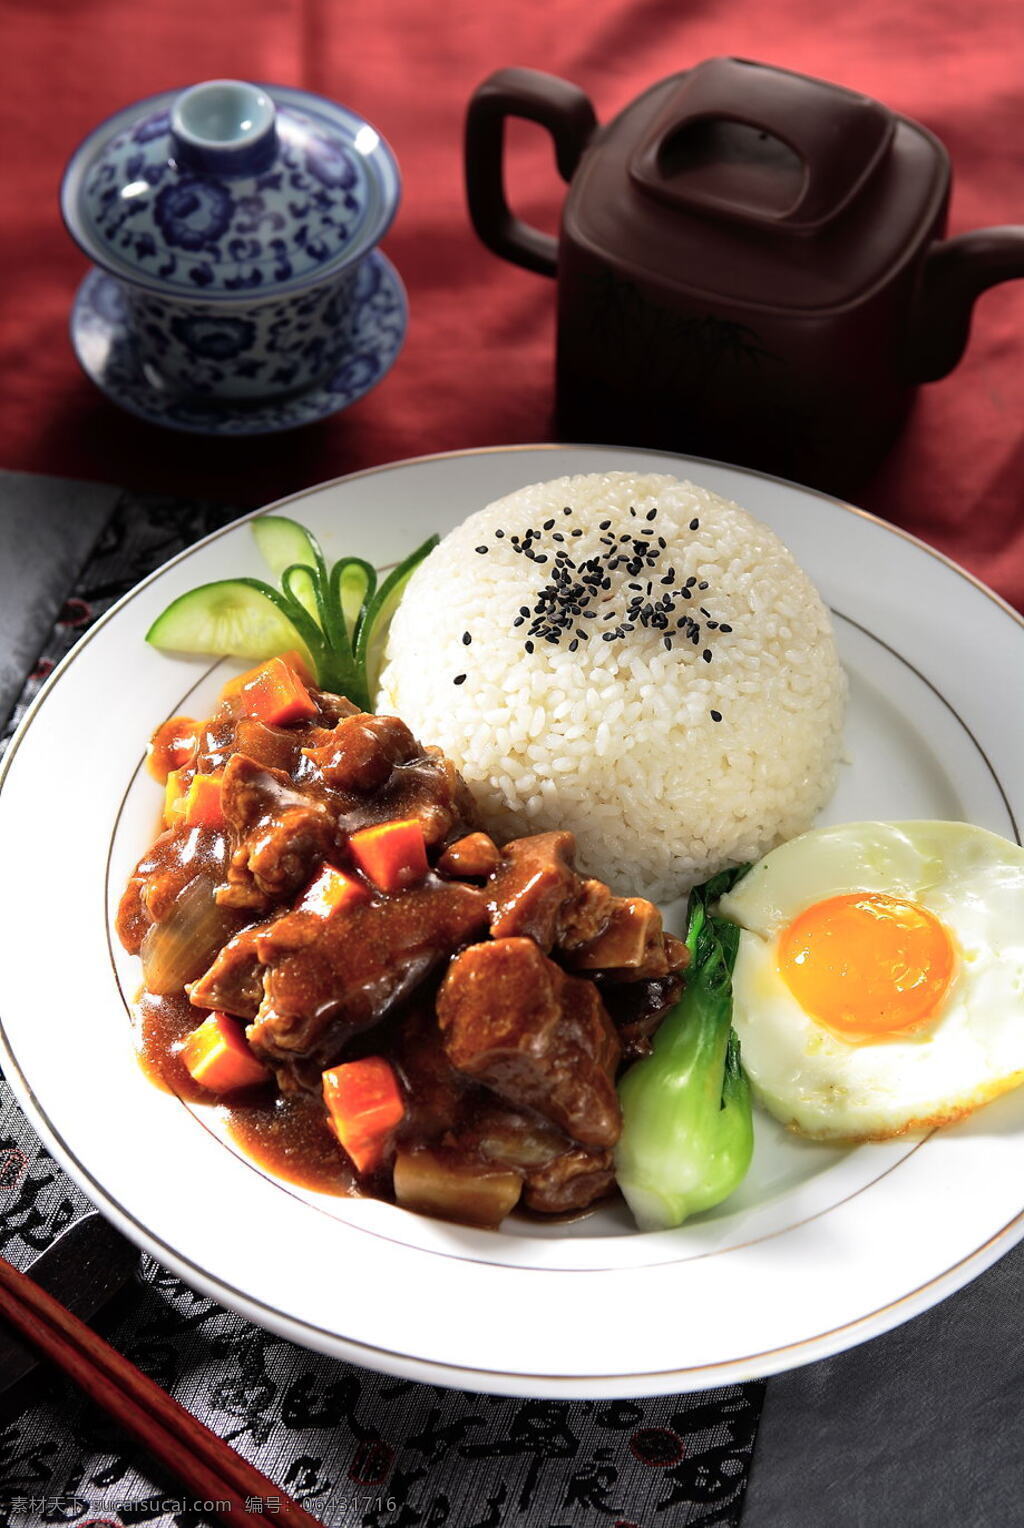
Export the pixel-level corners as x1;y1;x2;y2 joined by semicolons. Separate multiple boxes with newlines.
1;445;1022;1399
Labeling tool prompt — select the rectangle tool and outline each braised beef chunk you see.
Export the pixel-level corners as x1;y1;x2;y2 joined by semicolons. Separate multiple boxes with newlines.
303;714;418;793
487;831;584;950
117;821;231;953
436;832;501;881
219;754;336;906
558;877;615;950
247;878;489;1080
437;938;622;1148
194;716;241;775
486;833;619;956
598;973;684;1060
371;749;476;847
393;1003;471;1142
188;926;266;1020
568;895;660;968
568;897;690;981
232;717;308;776
392;1023;617;1213
522;1147;616;1215
458;1098;569;1169
310;689;362;725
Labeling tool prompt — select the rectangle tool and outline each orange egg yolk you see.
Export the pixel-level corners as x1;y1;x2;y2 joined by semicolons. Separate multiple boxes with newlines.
777;891;956;1038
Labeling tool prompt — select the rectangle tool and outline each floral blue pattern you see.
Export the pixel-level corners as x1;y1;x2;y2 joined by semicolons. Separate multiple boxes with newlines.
168;312;256;359
132;108;171;143
71;255;407;436
121;261;361;397
70;85;398;299
153;179;235;251
64;84;402;413
304;133;358;189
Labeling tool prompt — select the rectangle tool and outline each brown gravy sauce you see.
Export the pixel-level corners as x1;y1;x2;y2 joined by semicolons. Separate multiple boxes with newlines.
135;991;356;1196
134;994;601;1221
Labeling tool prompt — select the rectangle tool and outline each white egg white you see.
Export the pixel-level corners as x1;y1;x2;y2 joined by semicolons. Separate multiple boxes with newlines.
717;821;1024;1141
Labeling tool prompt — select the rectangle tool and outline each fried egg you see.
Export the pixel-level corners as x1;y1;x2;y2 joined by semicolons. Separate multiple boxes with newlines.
716;821;1024;1141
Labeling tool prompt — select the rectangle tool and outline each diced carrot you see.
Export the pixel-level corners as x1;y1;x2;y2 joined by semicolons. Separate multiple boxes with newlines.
322;1057;406;1174
180;1012;268;1093
227;656;319;727
278;647;316;686
163;767;188;826
349;819;428;893
220;648;315;703
181;771;225;830
301;864;369;917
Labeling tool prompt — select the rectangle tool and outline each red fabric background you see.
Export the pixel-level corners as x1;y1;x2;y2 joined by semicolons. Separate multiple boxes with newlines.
1;1;1022;608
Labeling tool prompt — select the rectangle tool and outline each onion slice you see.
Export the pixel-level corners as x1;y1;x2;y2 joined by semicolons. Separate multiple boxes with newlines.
140;874;242;997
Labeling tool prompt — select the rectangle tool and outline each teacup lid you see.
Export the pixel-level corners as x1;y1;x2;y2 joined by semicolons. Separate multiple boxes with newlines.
61;80;401;300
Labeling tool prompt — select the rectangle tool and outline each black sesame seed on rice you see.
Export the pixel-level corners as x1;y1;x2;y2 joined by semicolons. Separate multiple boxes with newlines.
486;496;735;662
710;709;722;722
462;631;472;645
453;673;467;685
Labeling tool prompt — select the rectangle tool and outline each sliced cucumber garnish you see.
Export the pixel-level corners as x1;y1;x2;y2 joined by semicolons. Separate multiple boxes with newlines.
330;558;377;648
253;516;325;624
252;516;323;581
146;579;310;661
146;522;439;713
357;536;438;697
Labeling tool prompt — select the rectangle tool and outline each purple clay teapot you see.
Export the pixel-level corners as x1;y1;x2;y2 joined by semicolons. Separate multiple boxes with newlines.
465;57;1024;493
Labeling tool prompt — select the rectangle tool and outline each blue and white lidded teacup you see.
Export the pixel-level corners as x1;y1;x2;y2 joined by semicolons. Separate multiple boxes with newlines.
61;79;401;401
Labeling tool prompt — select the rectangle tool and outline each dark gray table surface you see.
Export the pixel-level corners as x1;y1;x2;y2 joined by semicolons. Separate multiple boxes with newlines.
2;466;1022;1528
0;471;118;730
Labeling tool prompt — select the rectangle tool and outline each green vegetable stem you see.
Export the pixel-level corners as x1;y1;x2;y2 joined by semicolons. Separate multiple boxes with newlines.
145;515;438;714
614;866;754;1231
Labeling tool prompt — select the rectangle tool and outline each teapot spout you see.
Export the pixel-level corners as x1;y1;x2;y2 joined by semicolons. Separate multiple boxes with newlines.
908;227;1024;382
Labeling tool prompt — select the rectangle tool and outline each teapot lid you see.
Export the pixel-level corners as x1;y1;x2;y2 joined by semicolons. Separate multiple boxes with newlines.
61;80;400;300
568;58;948;312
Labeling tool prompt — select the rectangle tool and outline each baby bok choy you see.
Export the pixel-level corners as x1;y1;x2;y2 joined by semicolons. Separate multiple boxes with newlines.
146;514;438;714
614;866;753;1231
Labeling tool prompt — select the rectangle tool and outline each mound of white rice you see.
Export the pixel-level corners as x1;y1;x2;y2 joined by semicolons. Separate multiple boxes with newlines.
378;472;846;901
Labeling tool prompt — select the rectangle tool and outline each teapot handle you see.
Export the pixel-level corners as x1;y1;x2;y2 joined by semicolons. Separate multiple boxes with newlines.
465;67;597;275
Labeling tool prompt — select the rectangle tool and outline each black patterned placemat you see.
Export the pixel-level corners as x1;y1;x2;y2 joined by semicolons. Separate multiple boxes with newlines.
0;486;764;1528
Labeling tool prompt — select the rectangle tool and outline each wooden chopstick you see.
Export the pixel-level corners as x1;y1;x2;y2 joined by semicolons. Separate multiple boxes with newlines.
0;1252;326;1528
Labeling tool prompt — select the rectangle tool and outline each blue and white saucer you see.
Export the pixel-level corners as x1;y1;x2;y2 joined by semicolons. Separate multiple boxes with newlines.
70;252;407;436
